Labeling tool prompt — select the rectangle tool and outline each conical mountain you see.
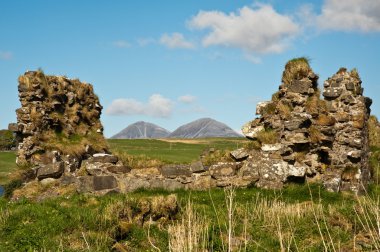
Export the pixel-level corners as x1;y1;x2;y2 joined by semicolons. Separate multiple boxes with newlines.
168;118;241;138
111;121;171;139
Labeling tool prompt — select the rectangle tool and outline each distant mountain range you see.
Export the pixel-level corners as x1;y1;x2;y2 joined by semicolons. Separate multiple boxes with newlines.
111;118;242;139
111;121;171;139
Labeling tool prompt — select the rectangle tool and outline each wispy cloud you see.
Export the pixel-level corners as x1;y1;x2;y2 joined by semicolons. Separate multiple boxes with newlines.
160;33;195;49
106;94;174;118
317;0;380;32
0;51;12;60
137;38;155;46
188;4;299;54
178;95;197;103
112;40;131;48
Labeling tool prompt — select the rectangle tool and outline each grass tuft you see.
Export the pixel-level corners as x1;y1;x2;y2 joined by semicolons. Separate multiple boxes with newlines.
256;129;279;144
282;57;312;86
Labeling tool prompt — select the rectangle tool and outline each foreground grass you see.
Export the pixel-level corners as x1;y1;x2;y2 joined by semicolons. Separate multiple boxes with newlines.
108;138;248;164
0;152;17;185
1;184;379;251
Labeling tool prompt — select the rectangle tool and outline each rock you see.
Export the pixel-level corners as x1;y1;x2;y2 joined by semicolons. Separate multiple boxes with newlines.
209;162;238;179
186;174;214;190
190;161;205;173
107;165;131;174
93;176;118;191
285;133;309;144
78;175;118;192
121;177;151;192
40;178;57;186
92;154;118;164
323;174;342;192
63;155;81;173
238;161;260;181
288;79;312;94
323;87;343;99
160;165;192;178
60;175;78;185
37;162;64;180
84;161;109;176
230;148;249;161
347;150;361;159
286;163;307;178
256;101;272;115
130;167;160;177
158;179;185;191
242;124;264;139
261;143;282;152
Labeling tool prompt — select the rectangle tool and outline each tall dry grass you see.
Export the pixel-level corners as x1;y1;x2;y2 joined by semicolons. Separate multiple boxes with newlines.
168;199;209;252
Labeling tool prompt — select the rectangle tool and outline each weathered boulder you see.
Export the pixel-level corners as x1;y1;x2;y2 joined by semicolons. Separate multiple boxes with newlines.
230;148;249;161
209;162;240;179
37;162;64;180
160;164;192;178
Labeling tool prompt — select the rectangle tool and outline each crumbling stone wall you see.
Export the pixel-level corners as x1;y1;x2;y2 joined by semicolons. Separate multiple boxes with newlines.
9;65;373;198
11;70;108;168
241;61;372;193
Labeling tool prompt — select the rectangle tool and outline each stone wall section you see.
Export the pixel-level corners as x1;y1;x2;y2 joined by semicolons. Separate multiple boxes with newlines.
241;67;372;193
11;70;107;169
10;67;373;196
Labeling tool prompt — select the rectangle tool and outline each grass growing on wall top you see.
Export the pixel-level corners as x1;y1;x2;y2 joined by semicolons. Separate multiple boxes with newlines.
282;57;312;86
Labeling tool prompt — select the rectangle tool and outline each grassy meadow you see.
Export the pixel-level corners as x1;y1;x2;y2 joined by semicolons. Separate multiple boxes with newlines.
0;184;379;251
0;138;379;251
0;152;17;185
108;138;249;168
108;138;248;164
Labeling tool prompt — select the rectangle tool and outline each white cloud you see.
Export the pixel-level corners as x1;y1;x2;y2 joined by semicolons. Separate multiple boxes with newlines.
112;40;131;48
0;51;12;60
317;0;380;32
188;4;299;53
106;94;174;118
160;33;195;49
178;95;197;103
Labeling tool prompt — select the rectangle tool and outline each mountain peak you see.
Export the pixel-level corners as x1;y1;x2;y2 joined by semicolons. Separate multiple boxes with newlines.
111;121;171;139
168;118;241;138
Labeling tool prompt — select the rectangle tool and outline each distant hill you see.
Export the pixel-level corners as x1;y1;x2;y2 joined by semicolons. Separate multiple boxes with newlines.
168;118;241;138
111;121;171;139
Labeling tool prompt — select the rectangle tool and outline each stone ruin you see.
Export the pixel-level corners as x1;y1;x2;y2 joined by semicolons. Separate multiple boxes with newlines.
9;63;373;197
239;60;372;193
8;71;130;191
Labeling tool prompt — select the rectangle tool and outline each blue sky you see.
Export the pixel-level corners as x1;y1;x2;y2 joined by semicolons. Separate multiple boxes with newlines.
0;0;379;137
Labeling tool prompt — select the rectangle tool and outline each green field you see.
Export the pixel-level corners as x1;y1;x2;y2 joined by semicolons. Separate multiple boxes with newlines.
0;152;17;185
0;184;379;251
108;138;248;164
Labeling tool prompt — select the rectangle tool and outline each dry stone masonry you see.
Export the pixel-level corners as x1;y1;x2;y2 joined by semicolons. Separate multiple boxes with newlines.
240;61;372;193
10;63;373;198
9;71;116;181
